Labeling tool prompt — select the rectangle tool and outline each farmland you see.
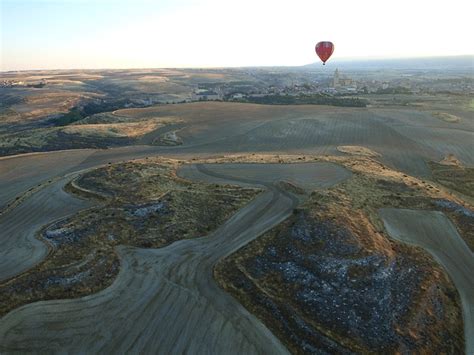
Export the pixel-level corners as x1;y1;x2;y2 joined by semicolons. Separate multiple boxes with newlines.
0;66;473;354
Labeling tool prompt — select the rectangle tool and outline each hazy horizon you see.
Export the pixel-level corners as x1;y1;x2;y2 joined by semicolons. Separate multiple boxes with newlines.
2;0;474;71
1;54;472;73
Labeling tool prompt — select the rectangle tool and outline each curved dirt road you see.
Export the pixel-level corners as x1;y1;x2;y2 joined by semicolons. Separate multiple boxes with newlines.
0;163;350;353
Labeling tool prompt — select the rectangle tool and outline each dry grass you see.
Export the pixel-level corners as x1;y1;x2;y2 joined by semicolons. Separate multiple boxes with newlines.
439;154;463;167
432;112;461;123
62;119;163;138
137;76;169;82
216;192;463;354
194;153;474;250
337;145;381;157
430;161;474;203
0;129;54;150
213;154;466;354
198;153;459;196
15;73;103;81
2;91;100;123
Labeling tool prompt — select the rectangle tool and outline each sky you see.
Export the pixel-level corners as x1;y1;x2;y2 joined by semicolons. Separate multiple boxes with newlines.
1;0;473;71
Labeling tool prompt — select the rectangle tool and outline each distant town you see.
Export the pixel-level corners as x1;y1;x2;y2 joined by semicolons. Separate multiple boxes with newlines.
3;66;472;108
191;68;473;102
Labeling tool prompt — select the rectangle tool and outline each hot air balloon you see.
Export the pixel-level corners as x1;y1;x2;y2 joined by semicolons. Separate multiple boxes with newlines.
315;41;334;65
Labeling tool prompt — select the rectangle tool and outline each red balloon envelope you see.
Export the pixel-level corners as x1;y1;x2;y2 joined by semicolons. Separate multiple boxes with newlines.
315;41;334;65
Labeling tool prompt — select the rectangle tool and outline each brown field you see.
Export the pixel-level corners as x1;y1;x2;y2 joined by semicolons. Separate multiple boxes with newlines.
0;68;472;353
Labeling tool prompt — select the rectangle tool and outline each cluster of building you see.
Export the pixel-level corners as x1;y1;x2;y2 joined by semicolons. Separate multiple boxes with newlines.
189;68;473;102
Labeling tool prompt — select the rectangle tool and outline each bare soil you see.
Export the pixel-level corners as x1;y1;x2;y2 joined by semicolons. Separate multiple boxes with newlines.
0;158;259;317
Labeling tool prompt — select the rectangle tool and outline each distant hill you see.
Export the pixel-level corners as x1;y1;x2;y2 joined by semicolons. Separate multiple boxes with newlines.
305;55;474;71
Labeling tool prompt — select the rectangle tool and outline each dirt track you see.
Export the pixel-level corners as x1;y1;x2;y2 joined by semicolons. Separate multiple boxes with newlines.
380;208;474;354
0;163;350;353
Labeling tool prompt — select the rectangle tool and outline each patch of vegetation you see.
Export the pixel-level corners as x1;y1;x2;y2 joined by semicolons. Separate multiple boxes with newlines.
50;108;85;126
0;240;119;318
215;164;465;354
152;130;182;146
0;128;57;156
430;162;474;200
0;126;135;157
1;111;172;156
81;99;135;116
335;169;474;251
0;93;24;108
26;82;46;88
0;159;259;318
49;99;148;127
216;202;463;354
230;94;368;107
